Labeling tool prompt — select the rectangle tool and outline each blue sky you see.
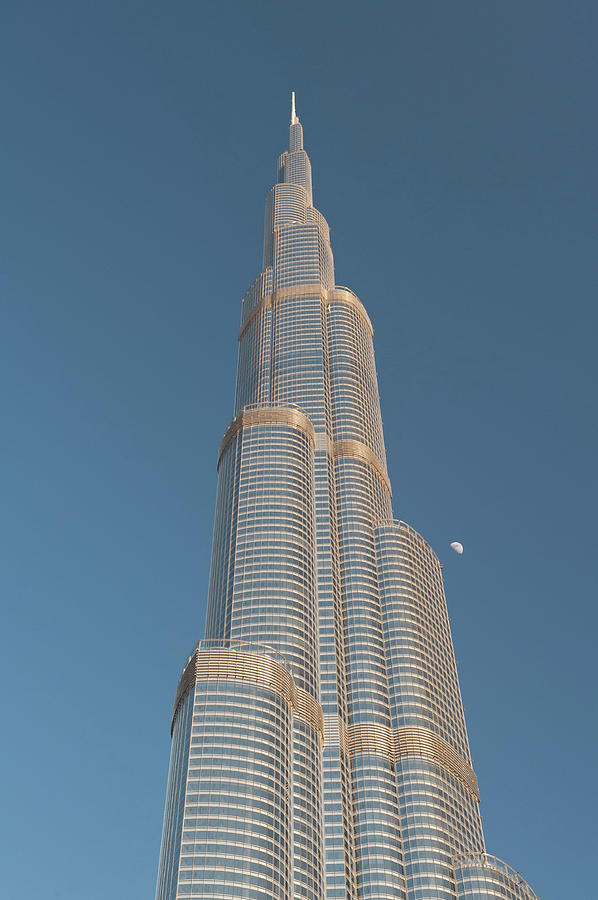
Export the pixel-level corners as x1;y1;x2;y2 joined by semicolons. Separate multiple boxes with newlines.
2;2;596;897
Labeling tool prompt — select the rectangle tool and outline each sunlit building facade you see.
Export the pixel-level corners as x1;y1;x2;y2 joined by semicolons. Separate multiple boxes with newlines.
155;99;539;900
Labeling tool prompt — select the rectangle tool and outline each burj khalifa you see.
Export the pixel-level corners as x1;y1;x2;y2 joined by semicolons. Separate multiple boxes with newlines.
155;96;539;900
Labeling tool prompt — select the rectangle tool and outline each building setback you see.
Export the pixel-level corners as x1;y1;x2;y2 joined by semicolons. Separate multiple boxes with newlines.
155;98;539;900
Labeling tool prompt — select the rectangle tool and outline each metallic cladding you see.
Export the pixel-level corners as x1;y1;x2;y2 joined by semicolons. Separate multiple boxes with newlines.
155;105;540;900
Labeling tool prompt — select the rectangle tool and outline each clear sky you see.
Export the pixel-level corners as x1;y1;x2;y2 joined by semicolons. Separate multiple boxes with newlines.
2;2;596;898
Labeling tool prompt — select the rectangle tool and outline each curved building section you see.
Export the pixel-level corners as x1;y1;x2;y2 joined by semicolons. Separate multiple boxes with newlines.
263;183;308;269
351;752;406;900
207;404;318;697
155;688;194;900
156;645;295;900
375;521;484;899
453;855;539;900
336;461;392;725
270;293;328;430
328;293;387;462
375;521;471;754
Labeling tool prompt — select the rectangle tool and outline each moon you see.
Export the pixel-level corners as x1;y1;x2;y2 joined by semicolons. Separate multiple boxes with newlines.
450;541;464;555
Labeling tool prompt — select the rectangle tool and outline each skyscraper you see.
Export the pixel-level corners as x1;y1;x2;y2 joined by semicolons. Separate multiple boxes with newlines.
155;97;540;900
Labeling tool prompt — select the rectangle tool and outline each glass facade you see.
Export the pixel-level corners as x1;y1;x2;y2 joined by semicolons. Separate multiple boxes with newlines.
453;855;539;900
155;102;540;900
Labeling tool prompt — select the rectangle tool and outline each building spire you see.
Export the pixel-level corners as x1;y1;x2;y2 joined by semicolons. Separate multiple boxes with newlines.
289;92;303;152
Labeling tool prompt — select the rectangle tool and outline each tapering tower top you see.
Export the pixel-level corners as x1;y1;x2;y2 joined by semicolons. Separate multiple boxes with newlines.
291;91;298;125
